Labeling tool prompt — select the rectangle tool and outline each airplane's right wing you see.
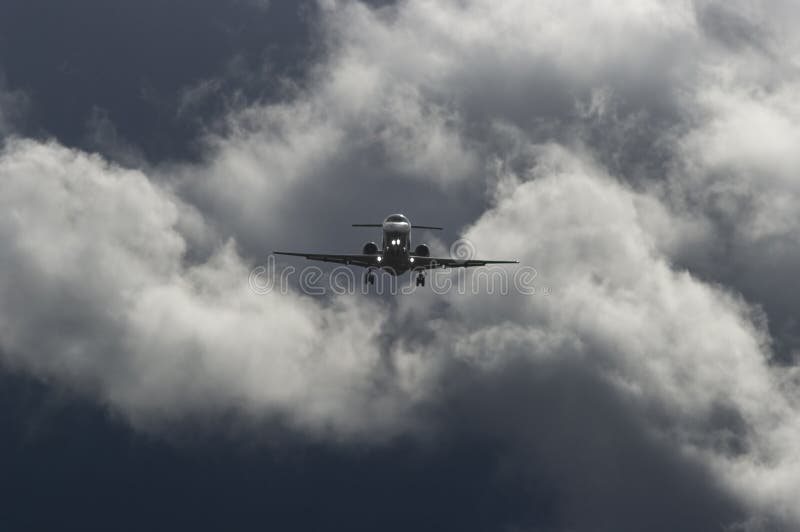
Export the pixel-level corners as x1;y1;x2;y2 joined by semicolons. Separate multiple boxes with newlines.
273;252;380;269
410;256;519;270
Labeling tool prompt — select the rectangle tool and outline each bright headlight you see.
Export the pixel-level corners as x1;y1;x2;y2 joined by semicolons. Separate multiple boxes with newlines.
377;256;383;262
410;257;415;263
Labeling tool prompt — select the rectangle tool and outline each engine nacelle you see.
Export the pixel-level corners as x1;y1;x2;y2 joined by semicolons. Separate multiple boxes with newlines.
363;242;379;255
414;244;430;257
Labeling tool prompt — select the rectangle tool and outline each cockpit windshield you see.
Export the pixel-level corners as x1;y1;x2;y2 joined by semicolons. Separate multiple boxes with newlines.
385;214;409;224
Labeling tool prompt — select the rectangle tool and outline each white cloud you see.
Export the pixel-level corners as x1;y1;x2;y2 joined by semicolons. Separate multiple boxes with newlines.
673;84;800;241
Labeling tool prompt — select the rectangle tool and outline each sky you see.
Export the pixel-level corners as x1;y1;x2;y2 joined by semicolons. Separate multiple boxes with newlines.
2;1;800;530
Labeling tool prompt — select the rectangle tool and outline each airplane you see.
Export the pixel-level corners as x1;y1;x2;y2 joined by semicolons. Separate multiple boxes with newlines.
274;213;519;287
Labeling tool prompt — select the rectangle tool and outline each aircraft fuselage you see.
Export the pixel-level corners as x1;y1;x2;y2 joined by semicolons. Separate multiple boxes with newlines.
378;214;415;275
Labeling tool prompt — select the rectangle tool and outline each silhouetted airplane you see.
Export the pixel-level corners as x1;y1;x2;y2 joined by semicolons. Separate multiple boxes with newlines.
274;213;518;287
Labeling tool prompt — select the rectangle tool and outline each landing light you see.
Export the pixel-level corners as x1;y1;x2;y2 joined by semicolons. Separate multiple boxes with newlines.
410;257;415;263
377;256;383;262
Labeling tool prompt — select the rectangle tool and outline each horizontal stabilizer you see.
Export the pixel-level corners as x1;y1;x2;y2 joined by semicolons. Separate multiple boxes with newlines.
352;223;443;230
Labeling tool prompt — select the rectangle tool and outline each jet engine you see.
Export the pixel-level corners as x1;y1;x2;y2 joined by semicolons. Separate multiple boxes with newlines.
414;244;430;257
363;242;379;255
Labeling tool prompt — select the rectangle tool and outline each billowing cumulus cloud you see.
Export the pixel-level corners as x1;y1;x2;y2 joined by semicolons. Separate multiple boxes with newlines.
666;82;800;361
2;0;800;530
455;148;800;527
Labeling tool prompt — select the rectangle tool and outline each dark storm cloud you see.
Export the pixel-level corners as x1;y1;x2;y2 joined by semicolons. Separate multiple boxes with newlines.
0;0;319;160
695;1;775;55
431;358;747;532
2;1;800;531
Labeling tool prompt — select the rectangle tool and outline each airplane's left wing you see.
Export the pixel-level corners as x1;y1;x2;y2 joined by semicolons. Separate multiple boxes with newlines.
409;256;519;270
273;252;380;268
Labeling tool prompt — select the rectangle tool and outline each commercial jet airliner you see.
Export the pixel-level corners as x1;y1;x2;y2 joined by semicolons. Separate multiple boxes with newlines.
274;214;518;287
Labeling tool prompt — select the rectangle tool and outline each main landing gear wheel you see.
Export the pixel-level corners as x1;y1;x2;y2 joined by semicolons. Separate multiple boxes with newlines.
365;270;376;285
415;272;425;287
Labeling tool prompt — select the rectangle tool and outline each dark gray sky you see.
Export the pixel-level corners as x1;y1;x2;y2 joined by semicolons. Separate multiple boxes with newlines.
2;1;800;531
0;0;318;159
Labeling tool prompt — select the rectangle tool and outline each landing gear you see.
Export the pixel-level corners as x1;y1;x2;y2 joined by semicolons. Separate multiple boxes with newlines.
415;272;426;287
365;269;376;285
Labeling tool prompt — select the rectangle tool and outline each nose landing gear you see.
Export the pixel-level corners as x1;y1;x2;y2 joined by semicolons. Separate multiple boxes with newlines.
415;272;426;287
365;269;376;285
